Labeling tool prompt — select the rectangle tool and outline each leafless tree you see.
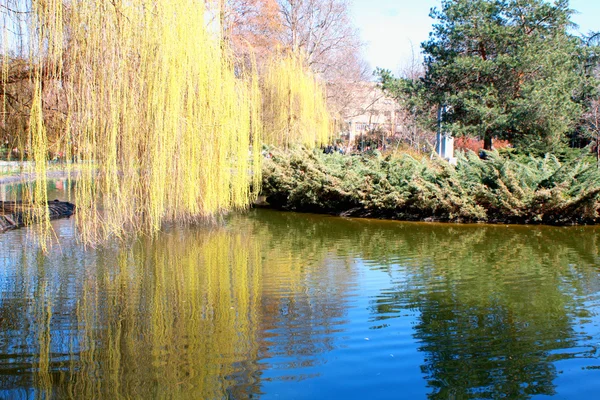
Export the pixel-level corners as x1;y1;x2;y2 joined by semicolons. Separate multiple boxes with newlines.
205;0;283;64
276;0;370;125
276;0;364;79
399;41;423;81
392;43;435;150
207;0;366;82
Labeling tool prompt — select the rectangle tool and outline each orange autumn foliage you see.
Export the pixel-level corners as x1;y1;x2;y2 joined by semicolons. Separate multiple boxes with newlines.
223;0;283;61
454;137;511;153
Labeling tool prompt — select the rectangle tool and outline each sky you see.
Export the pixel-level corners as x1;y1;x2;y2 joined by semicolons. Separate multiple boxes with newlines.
350;0;600;76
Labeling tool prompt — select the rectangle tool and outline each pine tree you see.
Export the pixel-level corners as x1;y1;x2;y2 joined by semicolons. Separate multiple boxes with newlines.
423;0;589;151
379;0;593;153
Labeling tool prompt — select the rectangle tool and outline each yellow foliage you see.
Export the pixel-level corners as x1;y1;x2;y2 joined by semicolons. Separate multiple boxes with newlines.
2;2;335;245
262;51;331;148
14;216;352;398
26;80;51;250
22;0;262;244
69;230;264;398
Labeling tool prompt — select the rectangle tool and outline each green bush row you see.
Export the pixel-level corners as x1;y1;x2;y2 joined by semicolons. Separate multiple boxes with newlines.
261;148;600;225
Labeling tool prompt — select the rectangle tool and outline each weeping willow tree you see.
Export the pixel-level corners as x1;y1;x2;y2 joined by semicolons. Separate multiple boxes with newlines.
261;51;331;148
1;0;262;245
1;1;337;246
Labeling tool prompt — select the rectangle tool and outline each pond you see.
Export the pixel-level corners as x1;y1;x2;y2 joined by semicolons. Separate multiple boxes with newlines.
0;178;74;202
1;206;600;399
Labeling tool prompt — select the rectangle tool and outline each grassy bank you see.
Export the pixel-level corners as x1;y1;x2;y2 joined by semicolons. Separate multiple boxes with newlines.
261;148;600;225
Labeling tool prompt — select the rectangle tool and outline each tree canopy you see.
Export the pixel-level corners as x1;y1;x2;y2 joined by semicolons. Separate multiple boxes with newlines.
379;0;598;152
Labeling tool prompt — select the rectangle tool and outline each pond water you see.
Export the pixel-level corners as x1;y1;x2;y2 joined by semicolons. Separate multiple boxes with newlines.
1;205;600;399
0;178;73;202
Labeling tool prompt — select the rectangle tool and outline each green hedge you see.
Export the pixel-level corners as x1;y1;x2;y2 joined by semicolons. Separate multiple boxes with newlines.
261;148;600;225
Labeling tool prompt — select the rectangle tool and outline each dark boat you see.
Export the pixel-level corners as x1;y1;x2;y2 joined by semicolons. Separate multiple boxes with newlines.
0;200;76;233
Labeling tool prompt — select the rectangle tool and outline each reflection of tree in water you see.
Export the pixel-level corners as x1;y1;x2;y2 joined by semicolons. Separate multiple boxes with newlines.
242;210;600;398
363;225;600;399
228;211;358;379
2;209;600;398
0;214;360;398
0;228;266;398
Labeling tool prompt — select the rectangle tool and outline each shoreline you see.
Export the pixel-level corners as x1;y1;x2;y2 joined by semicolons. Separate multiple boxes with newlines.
253;202;595;227
260;149;600;228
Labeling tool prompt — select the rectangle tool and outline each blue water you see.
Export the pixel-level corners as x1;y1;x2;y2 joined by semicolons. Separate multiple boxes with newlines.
1;207;600;399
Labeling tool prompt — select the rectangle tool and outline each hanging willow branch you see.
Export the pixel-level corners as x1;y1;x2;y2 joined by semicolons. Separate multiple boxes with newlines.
1;1;333;246
262;50;331;148
2;0;262;245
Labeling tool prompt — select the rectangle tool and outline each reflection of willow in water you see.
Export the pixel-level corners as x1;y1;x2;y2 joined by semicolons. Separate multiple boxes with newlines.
228;211;358;376
0;229;264;398
2;210;600;398
240;210;600;398
76;232;264;399
0;217;358;398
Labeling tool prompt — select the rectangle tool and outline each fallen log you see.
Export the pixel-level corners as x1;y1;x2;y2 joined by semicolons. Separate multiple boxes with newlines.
0;200;76;233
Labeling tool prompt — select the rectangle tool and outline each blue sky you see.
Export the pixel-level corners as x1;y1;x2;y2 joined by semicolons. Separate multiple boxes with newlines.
351;0;600;75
